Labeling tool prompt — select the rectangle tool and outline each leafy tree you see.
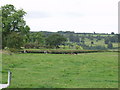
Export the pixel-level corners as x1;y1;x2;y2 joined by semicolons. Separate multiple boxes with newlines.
1;4;30;49
34;32;45;46
69;34;80;43
111;32;114;35
6;32;23;49
104;37;110;44
25;32;45;48
69;34;74;42
45;33;67;48
29;32;44;45
0;10;2;49
96;35;102;40
74;35;80;43
80;36;85;44
107;42;113;49
91;41;94;45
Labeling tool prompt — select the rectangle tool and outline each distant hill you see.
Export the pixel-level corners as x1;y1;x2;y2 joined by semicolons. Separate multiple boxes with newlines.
29;31;119;50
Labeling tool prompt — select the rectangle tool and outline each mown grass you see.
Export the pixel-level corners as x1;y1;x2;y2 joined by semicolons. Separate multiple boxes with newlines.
2;52;118;88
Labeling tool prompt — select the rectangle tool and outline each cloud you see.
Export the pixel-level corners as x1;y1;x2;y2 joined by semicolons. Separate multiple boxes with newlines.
26;11;84;19
60;12;84;18
0;0;119;33
26;11;51;19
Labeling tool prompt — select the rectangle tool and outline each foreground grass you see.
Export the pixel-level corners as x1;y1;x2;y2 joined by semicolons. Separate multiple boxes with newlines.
2;52;118;88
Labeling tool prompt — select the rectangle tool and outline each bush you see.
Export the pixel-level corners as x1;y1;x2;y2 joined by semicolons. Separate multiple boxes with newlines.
83;45;107;50
75;45;83;50
8;48;22;53
24;43;40;49
6;32;23;49
20;49;100;54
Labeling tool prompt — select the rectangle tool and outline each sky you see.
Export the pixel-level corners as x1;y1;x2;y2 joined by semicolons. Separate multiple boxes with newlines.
0;0;119;33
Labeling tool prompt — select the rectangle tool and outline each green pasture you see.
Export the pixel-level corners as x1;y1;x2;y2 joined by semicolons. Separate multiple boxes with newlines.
84;38;118;48
84;38;106;48
2;52;118;88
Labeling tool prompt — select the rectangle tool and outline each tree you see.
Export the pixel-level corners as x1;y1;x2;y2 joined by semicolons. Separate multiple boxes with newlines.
111;32;114;35
33;32;45;46
6;32;23;49
0;9;2;49
45;33;67;48
80;36;85;44
69;34;75;42
1;4;30;49
104;37;110;44
68;34;80;43
107;42;113;49
74;35;80;43
91;41;94;45
25;32;45;48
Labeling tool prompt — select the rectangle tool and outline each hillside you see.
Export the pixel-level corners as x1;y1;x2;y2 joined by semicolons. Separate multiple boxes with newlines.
29;31;119;50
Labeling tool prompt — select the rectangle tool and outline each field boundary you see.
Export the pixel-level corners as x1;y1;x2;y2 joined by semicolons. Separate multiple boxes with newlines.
19;49;119;54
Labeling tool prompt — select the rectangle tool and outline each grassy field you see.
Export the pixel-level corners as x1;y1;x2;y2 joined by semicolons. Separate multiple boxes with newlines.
2;52;118;88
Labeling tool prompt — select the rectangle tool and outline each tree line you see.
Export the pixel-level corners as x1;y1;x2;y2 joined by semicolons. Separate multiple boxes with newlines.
1;4;119;51
1;4;67;50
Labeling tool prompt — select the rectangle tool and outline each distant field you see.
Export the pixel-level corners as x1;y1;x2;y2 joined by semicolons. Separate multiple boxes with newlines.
2;52;118;88
85;38;105;47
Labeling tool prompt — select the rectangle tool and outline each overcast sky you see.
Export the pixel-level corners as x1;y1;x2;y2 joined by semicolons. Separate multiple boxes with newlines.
0;0;119;33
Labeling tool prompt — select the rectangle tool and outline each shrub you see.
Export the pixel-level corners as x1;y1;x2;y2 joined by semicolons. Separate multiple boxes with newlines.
20;50;100;54
24;43;40;49
83;45;107;50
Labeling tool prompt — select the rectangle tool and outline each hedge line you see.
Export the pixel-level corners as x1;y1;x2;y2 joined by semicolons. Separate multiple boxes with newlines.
20;50;108;54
